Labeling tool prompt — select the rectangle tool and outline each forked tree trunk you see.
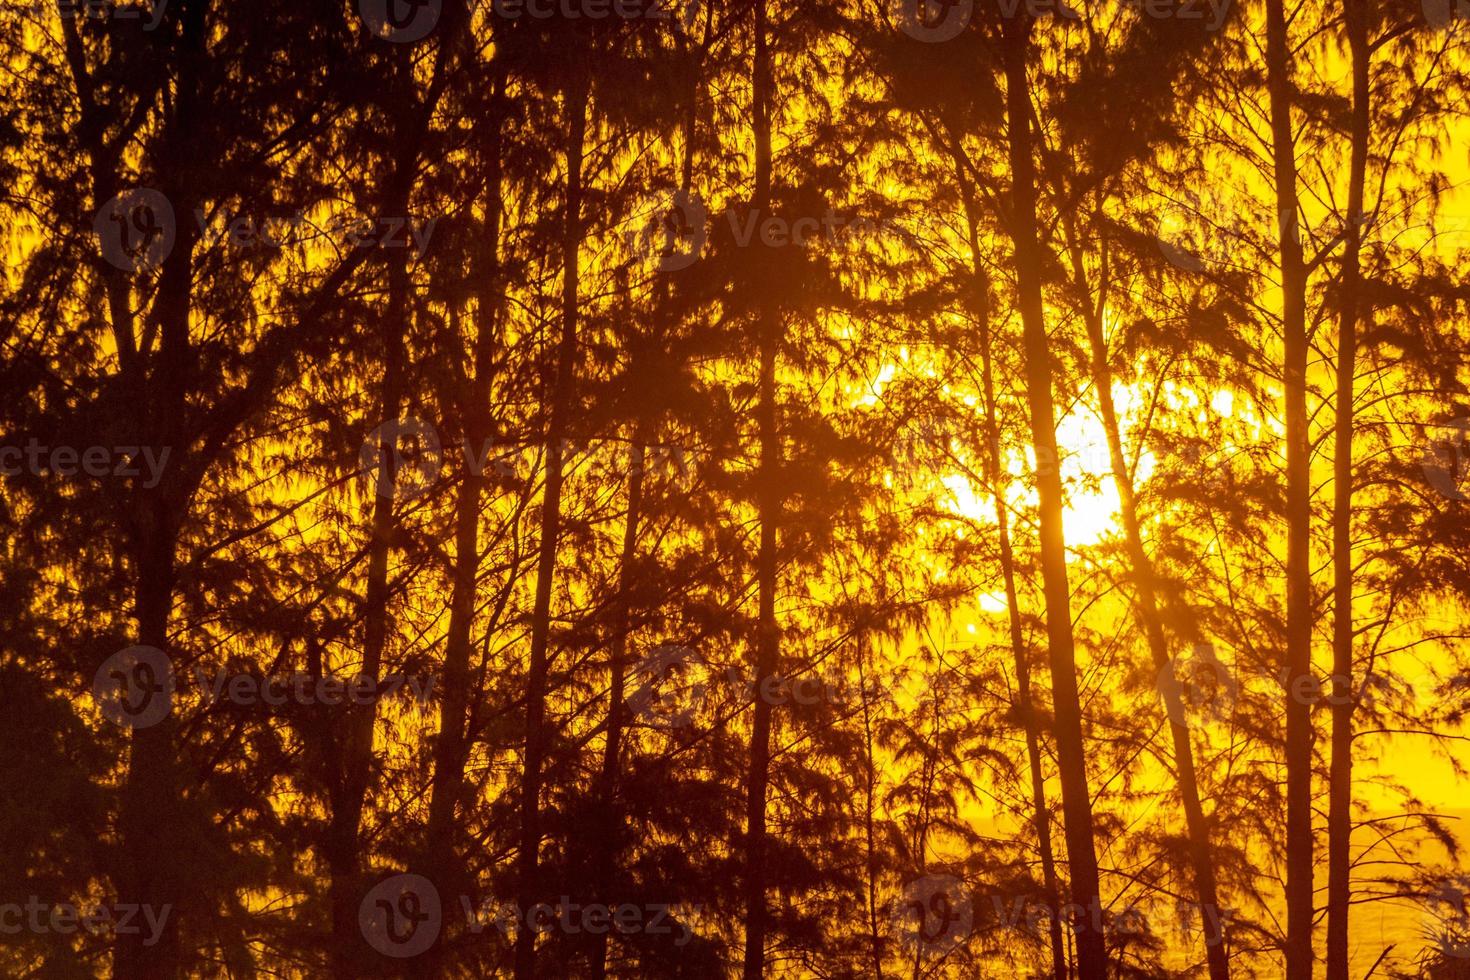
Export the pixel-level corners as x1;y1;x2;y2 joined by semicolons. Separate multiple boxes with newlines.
1326;0;1370;974
514;68;590;980
1001;16;1107;979
1264;0;1316;973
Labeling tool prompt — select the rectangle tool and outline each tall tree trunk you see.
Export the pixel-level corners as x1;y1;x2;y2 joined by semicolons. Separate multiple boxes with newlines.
1062;217;1231;980
1326;0;1370;974
514;67;589;980
112;6;203;972
742;3;780;976
328;213;410;980
413;73;506;980
1264;0;1316;973
587;437;646;980
589;50;701;977
1001;17;1107;979
955;159;1066;980
857;635;887;980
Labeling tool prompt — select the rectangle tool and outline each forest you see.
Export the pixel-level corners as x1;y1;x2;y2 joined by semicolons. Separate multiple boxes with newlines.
3;0;1470;976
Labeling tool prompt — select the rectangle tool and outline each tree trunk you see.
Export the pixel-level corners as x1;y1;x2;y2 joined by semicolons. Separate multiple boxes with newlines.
955;159;1067;980
413;73;506;980
112;7;203;972
1264;0;1316;973
514;68;589;980
1001;17;1108;979
742;3;779;976
1062;216;1230;980
327;213;409;980
1326;0;1370;974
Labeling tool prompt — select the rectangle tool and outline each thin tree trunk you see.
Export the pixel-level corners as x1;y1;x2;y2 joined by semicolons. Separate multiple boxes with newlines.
589;47;701;975
1326;0;1370;974
413;74;506;980
328;213;410;980
857;635;887;980
1001;17;1107;979
742;3;779;975
514;68;589;980
1062;217;1230;980
955;158;1066;980
587;436;645;980
1264;0;1316;973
